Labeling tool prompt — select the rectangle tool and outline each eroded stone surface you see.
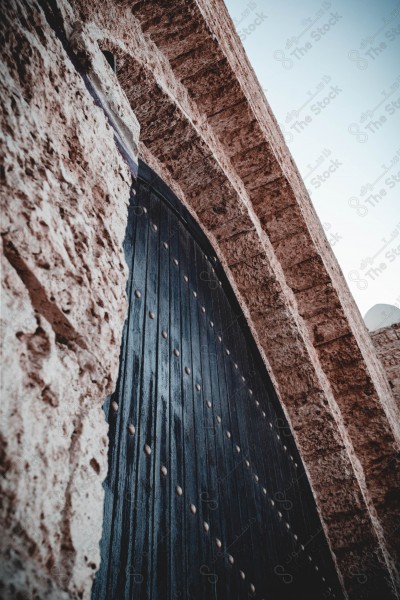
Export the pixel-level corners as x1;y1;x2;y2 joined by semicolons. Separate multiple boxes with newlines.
64;1;400;595
0;1;135;597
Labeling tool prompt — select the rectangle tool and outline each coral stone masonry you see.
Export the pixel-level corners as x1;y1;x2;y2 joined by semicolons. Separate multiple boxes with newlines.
1;1;399;599
371;323;400;410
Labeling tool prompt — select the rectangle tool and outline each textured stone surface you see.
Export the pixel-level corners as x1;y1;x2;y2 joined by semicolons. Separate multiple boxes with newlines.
61;0;400;596
0;1;137;598
371;323;400;409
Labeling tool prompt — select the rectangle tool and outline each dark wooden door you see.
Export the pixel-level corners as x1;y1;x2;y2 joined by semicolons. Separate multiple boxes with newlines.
92;162;343;600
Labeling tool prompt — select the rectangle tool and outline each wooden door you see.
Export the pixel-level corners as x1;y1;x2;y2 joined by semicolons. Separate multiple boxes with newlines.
92;161;343;600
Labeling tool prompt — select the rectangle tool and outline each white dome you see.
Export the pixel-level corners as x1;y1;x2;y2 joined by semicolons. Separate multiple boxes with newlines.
363;303;400;332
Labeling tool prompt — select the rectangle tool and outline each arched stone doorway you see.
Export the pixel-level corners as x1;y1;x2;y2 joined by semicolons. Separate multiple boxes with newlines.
1;1;399;598
92;162;343;599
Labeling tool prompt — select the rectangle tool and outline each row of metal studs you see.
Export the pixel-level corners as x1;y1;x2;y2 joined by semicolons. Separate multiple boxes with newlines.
130;236;309;565
113;243;257;592
200;398;334;594
153;257;301;469
138;213;314;543
138;209;300;455
113;391;332;594
156;253;252;388
139;204;218;271
111;225;255;592
134;208;333;595
122;421;332;596
112;408;257;593
187;499;257;596
141;208;252;401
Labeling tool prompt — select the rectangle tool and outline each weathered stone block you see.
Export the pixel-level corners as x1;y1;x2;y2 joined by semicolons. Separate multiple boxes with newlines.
0;1;137;597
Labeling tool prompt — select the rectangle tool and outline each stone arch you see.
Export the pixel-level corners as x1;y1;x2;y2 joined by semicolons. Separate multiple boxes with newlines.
65;8;400;597
66;2;400;596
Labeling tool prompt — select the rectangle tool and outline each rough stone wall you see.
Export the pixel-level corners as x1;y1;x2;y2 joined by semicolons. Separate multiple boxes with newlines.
371;324;400;409
0;1;138;598
65;1;400;596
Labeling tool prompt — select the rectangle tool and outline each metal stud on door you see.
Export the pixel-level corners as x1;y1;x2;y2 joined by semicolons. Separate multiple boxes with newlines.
92;162;344;600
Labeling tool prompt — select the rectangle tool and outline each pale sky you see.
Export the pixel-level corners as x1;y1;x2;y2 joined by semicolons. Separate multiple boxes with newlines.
224;0;400;318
